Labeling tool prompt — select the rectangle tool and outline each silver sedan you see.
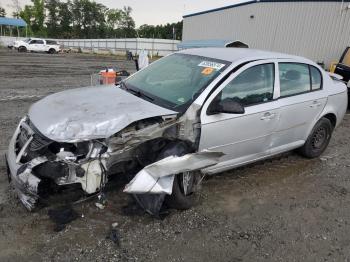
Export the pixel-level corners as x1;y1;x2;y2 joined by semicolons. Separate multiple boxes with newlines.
6;48;348;215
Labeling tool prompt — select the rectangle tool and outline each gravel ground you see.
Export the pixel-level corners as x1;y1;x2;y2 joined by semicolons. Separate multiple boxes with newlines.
1;48;350;262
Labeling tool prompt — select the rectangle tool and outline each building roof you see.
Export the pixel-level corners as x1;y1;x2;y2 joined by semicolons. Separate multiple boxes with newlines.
0;17;27;27
179;48;311;64
178;39;248;49
183;0;350;18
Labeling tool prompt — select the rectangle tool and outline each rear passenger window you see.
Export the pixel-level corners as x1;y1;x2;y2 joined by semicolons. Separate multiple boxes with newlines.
279;63;310;97
46;40;57;45
310;66;322;90
220;63;274;106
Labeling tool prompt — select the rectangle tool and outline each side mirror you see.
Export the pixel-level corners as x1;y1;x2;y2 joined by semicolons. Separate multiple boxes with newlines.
207;98;245;115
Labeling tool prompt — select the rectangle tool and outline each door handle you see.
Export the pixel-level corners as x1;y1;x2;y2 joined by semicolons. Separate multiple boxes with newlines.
260;112;276;120
309;101;322;108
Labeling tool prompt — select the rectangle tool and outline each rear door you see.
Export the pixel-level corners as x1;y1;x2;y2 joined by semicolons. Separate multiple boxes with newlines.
334;47;350;83
199;60;280;171
35;40;45;52
270;62;327;154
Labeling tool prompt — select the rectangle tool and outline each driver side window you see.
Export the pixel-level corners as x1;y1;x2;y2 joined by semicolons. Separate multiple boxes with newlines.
220;63;275;106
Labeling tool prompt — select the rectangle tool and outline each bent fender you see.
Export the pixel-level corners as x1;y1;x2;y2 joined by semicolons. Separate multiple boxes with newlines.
124;151;224;194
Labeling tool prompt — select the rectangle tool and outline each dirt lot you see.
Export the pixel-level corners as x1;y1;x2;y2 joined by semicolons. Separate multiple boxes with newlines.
1;48;350;262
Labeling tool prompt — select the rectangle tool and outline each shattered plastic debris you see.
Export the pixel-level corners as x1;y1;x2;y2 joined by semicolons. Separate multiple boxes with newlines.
121;201;146;216
133;194;167;217
95;203;105;210
48;206;79;232
106;228;120;246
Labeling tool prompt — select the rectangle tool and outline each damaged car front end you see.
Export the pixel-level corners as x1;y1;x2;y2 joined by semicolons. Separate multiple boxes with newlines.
6;53;229;214
6;116;111;210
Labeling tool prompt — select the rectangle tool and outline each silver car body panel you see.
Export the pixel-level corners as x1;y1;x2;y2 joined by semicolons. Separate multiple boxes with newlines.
28;85;177;142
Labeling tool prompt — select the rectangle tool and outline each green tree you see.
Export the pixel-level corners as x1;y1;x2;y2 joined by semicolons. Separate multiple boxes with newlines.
70;0;107;38
106;8;122;37
32;0;46;35
17;0;182;40
119;6;136;37
10;0;22;18
20;5;34;26
20;0;46;36
0;6;6;17
57;1;72;38
138;21;183;40
45;0;60;37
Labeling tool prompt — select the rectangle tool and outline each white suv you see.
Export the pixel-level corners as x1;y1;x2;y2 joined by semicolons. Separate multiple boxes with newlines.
14;38;61;54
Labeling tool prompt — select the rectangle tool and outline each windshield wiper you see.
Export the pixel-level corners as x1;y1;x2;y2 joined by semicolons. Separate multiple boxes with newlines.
118;81;127;90
120;81;154;102
128;88;154;102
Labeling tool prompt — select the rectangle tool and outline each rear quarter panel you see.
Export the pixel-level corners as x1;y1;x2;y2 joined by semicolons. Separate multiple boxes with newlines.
311;75;348;136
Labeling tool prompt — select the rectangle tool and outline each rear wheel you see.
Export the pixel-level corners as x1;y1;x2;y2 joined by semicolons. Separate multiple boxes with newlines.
298;118;333;158
165;171;195;210
48;48;56;54
18;46;27;52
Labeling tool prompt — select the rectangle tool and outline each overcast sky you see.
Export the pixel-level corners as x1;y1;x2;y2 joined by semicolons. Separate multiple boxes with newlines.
0;0;247;26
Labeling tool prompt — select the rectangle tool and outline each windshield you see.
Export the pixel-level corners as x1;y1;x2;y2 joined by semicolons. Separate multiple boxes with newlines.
124;53;230;112
23;38;31;43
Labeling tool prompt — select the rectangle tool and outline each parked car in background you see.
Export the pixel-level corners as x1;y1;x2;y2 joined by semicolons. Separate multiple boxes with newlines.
5;48;348;215
13;38;61;54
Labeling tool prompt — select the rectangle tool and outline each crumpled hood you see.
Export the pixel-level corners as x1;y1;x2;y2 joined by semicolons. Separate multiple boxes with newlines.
28;85;177;142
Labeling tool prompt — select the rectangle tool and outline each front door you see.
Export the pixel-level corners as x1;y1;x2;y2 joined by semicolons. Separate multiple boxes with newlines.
199;61;280;172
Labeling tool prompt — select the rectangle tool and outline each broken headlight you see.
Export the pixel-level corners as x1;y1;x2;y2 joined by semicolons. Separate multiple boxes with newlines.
48;141;90;161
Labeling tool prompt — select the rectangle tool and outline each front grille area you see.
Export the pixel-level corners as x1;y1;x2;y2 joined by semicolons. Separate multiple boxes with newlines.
16;118;53;162
30;132;52;152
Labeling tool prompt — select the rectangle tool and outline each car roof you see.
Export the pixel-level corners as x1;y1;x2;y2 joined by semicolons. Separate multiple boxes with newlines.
178;48;312;64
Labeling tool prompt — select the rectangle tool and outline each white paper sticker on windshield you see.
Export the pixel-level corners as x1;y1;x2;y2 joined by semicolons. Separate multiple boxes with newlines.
198;61;225;71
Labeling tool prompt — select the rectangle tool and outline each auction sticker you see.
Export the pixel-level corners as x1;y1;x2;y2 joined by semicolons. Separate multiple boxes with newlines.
201;67;214;75
198;61;225;71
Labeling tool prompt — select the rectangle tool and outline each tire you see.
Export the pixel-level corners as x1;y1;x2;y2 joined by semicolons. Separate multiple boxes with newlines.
165;171;195;210
298;118;333;158
156;141;195;210
18;46;27;52
48;48;56;54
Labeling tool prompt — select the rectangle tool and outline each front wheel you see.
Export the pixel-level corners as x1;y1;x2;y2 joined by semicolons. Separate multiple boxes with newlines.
298;118;333;158
18;46;27;52
165;171;195;210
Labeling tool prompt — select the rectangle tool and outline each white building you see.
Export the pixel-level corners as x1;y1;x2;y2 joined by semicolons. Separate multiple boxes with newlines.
182;0;350;67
